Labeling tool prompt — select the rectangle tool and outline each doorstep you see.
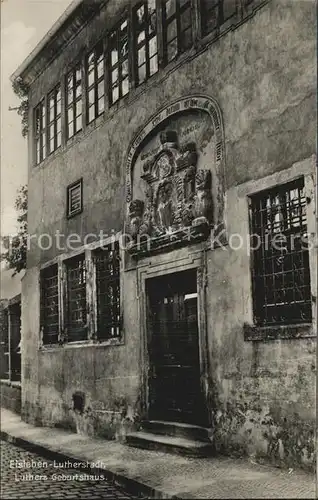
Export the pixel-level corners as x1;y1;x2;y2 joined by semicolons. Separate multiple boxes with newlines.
0;407;315;499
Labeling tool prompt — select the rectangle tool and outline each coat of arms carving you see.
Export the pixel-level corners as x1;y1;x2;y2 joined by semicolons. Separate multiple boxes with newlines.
127;130;213;254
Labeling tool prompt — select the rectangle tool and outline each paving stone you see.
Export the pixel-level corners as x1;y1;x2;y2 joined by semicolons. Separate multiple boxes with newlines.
0;441;137;500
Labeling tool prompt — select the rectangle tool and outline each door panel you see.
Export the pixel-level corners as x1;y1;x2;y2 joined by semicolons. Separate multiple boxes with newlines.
147;270;207;425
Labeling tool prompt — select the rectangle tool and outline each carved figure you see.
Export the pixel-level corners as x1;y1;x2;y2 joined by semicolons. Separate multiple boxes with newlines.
128;199;144;238
193;170;213;225
156;179;174;232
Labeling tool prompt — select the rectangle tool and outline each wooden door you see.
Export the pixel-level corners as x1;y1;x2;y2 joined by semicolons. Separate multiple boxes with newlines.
147;270;207;425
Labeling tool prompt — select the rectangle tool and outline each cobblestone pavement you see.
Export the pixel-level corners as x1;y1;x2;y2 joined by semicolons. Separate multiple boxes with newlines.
0;441;137;499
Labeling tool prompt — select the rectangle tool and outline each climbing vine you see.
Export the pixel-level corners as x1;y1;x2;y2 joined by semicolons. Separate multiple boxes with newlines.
12;77;29;138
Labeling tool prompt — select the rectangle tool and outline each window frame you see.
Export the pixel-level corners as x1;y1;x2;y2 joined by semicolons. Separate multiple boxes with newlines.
34;99;46;165
248;177;312;328
200;0;238;37
162;0;193;65
133;0;159;87
66;178;83;219
64;253;88;343
39;239;123;349
93;242;121;340
86;40;106;124
66;63;83;140
40;264;60;346
47;83;62;155
108;17;130;105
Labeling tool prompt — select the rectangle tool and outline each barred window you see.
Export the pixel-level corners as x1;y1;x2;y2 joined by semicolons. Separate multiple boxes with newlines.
35;100;46;164
86;42;105;123
95;242;120;339
67;179;83;218
162;0;192;64
249;178;312;326
66;64;83;139
134;0;158;86
66;255;87;342
109;20;129;104
9;303;21;382
47;84;62;154
201;0;237;36
41;265;59;345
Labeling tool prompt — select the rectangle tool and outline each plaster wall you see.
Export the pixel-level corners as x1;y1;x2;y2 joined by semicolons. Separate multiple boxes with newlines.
21;0;316;469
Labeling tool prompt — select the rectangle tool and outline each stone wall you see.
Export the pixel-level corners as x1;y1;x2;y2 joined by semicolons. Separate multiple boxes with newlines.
1;381;21;414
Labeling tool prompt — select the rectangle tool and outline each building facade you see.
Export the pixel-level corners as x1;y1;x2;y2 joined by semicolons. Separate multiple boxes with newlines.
13;0;316;469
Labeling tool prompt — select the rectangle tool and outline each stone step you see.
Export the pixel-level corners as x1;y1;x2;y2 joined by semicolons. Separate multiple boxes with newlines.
126;431;213;457
141;419;211;442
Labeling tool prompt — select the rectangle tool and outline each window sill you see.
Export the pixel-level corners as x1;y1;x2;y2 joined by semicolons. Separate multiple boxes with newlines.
0;379;21;388
39;336;124;351
243;322;315;341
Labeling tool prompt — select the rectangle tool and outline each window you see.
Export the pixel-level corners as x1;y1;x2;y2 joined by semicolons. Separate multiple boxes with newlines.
95;242;120;339
86;42;105;123
66;255;87;342
67;179;83;218
134;0;158;86
41;265;59;345
109;19;129;104
162;0;192;64
35;100;46;164
66;64;83;139
47;84;62;154
0;303;21;381
249;178;312;326
201;0;237;36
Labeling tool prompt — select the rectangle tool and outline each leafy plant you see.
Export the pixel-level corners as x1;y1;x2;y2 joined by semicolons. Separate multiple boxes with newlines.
1;185;28;275
12;77;29;138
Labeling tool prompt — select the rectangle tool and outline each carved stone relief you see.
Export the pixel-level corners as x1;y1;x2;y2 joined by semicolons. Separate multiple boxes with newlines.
127;129;213;252
125;96;225;256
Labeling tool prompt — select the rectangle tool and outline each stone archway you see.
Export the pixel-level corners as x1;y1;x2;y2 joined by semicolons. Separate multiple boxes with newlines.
124;95;225;256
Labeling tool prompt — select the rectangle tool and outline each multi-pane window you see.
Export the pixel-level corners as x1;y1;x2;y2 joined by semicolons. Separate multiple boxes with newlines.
35;100;46;165
201;0;237;36
162;0;192;64
47;84;62;154
109;20;129;104
95;242;120;339
134;0;158;86
66;255;87;342
249;178;312;326
86;42;105;123
41;265;59;345
67;179;83;218
66;65;83;139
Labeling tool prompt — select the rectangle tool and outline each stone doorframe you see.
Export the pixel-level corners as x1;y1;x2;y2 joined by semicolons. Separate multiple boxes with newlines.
134;243;212;427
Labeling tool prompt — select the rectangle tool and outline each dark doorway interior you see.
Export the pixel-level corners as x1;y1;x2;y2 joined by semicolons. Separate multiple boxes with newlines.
146;269;207;426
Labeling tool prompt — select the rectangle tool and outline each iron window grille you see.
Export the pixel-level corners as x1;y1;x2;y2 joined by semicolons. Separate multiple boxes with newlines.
201;0;237;36
67;179;83;218
66;64;83;139
249;178;312;327
40;264;59;345
134;0;158;86
66;255;87;342
94;242;120;339
9;303;21;382
86;42;105;123
47;84;62;154
162;0;192;64
108;19;130;105
34;99;46;165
